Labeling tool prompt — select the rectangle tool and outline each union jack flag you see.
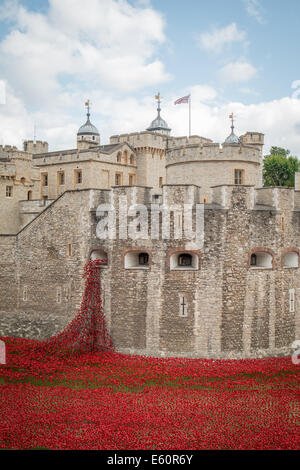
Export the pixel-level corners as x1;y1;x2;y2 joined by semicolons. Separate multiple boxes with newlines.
174;94;190;105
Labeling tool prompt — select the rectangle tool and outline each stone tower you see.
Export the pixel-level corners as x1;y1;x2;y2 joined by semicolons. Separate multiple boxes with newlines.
77;100;100;150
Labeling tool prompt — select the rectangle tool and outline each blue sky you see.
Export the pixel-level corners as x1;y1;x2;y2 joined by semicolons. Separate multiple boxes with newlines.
0;0;300;155
152;0;300;103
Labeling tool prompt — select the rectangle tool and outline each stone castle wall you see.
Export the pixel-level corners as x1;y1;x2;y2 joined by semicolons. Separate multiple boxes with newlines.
0;185;298;359
166;143;262;202
0;152;41;234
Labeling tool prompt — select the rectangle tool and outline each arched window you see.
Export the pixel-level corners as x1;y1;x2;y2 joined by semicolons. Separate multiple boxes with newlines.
283;251;299;268
130;154;134;165
27;191;32;201
249;250;273;269
117;152;122;163
124;250;151;269
123;150;128;164
169;251;200;270
90;249;108;266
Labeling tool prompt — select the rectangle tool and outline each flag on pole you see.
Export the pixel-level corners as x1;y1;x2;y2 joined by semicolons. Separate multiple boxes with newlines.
174;94;190;105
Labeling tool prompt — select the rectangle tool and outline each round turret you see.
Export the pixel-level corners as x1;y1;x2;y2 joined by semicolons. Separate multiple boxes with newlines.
224;113;240;144
77;100;100;148
147;93;171;136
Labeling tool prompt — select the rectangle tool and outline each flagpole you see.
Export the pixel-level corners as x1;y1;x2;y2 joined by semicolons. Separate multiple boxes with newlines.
189;94;191;137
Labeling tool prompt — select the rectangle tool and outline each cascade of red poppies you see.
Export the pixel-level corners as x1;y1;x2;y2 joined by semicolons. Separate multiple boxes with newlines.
39;259;113;355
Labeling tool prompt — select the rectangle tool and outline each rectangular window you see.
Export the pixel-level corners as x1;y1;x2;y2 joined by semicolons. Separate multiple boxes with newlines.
6;186;12;197
129;174;135;186
234;169;245;185
115;173;122;185
42;173;48;186
64;287;69;301
57;171;65;185
74;169;82;184
159;177;163;188
179;295;188;317
289;289;295;313
57;287;62;304
67;243;72;257
23;286;28;302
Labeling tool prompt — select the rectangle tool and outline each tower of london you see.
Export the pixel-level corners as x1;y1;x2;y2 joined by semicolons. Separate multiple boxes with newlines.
0;97;299;359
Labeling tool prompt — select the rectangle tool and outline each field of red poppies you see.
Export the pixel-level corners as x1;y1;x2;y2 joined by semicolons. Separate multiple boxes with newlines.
0;336;299;450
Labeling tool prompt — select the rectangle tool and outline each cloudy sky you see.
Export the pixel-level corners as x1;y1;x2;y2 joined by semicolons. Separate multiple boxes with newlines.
0;0;300;156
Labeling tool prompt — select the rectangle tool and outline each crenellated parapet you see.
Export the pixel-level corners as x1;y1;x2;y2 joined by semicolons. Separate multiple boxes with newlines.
0;144;18;154
0;161;16;179
166;142;261;166
110;131;166;151
23;140;49;154
166;142;262;203
210;184;300;212
162;184;201;206
239;131;264;154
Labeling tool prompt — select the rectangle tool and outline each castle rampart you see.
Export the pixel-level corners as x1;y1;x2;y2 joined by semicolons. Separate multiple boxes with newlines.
0;184;298;359
166;143;262;202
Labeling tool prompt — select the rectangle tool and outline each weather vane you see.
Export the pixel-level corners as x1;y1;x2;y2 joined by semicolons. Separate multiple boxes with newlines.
229;112;235;132
85;99;91;118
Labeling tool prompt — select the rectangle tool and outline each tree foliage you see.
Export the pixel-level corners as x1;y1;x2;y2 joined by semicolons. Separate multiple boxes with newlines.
263;147;299;187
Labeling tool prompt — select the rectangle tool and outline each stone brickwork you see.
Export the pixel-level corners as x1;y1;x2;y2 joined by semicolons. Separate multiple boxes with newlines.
166;143;262;202
0;184;299;359
1;110;299;359
0;147;41;234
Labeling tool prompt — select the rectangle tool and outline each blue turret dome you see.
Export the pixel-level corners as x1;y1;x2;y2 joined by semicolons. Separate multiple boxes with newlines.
77;117;99;136
147;93;171;134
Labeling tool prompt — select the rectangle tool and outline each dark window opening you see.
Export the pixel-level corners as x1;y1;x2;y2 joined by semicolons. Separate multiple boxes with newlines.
75;170;82;184
234;169;244;185
178;254;192;267
250;254;257;266
42;174;48;186
139;253;149;265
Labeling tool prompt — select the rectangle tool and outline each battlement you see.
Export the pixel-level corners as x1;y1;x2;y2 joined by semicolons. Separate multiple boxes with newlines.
110;131;166;150
23;140;49;154
166;141;261;166
109;185;153;207
0;161;16;178
91;184;300;213
210;185;300;211
0;144;18;157
239;132;264;154
167;135;213;148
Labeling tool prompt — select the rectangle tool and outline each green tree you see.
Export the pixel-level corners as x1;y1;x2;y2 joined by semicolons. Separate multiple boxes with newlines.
263;147;299;187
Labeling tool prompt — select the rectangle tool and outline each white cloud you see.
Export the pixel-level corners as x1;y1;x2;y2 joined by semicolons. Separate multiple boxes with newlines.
196;23;247;54
0;1;299;161
0;80;5;104
190;85;217;102
220;61;258;83
1;85;300;159
0;0;171;107
167;94;300;157
244;0;266;24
